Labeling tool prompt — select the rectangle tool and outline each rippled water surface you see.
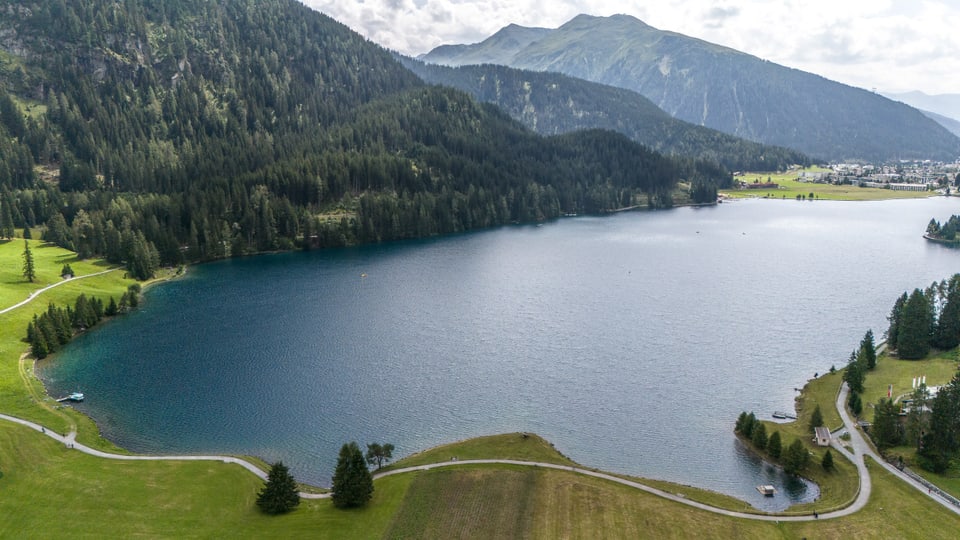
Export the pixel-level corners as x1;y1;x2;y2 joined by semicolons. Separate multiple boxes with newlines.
42;198;960;510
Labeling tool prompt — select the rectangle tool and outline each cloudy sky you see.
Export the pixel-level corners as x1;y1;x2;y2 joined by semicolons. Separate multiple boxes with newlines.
302;0;959;96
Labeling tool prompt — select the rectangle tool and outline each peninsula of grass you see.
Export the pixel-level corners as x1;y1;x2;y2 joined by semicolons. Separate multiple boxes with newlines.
735;369;859;514
722;168;936;201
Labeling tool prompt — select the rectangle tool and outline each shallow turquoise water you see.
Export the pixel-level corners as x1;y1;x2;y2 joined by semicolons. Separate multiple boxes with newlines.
42;197;960;510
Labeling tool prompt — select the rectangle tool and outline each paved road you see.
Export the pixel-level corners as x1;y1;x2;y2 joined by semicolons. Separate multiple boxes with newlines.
0;267;120;316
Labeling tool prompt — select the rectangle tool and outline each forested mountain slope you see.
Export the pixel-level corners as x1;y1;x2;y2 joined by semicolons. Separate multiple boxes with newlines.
421;14;960;162
0;0;728;278
401;58;811;171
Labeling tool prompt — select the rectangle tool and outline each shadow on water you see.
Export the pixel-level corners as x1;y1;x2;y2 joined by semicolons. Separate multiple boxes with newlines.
733;438;819;511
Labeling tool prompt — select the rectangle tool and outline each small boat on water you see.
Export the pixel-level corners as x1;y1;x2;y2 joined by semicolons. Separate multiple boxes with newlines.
772;411;797;420
756;485;776;496
57;392;84;403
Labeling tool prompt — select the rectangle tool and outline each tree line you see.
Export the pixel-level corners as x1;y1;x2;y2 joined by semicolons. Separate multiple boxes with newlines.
925;215;960;243
885;274;960;360
25;285;141;359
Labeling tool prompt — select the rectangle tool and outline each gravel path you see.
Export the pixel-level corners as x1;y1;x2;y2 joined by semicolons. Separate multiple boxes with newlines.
0;267;120;316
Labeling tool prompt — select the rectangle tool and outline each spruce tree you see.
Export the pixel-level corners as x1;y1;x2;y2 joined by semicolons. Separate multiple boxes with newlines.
751;422;768;449
257;461;300;514
809;405;824;433
897;288;932;359
887;292;907;350
331;441;374;508
767;431;782;459
860;329;877;370
843;351;865;394
22;240;36;282
822;449;834;471
783;439;810;475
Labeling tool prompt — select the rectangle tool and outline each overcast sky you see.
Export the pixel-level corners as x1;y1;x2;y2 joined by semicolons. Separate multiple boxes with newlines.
302;0;959;96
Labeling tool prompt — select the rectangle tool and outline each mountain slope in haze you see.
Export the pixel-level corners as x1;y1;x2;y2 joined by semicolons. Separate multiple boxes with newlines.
401;57;810;171
884;91;960;122
422;14;960;162
0;0;727;269
922;110;960;138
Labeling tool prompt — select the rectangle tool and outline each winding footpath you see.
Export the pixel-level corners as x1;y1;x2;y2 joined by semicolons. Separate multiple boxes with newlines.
0;267;120;316
2;277;959;518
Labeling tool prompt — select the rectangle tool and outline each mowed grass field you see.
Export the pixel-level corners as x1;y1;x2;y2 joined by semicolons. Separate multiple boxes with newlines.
722;168;937;201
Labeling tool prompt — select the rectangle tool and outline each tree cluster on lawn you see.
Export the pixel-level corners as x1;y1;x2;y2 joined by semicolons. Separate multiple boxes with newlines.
332;441;374;508
734;411;808;474
25;285;141;359
918;369;960;473
257;461;300;514
886;275;960;359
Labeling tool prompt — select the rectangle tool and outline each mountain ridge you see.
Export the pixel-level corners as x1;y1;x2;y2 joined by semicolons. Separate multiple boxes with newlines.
422;14;959;162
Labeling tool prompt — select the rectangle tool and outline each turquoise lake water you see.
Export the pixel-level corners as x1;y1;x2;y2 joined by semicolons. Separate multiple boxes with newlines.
42;197;960;510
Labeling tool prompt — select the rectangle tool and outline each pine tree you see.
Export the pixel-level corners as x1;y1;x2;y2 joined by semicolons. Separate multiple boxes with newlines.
897;288;932;359
809;404;824;433
848;391;863;416
843;351;865;394
751;421;768;449
767;431;782;459
256;461;300;514
331;441;374;508
860;329;877;370
783;439;810;475
822;449;834;471
887;292;907;350
22;240;36;282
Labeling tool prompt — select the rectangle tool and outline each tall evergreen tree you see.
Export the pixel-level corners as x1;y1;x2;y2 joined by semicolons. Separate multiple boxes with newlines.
897;288;932;359
331;441;374;509
935;276;960;350
766;431;782;459
256;461;300;515
809;405;824;433
22;240;36;282
783;439;810;475
859;329;877;370
751;422;768;449
887;292;908;350
920;370;960;473
821;449;834;471
843;350;865;394
871;398;902;451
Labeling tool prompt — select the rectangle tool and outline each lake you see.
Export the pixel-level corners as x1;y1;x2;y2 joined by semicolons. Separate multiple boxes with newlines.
41;197;960;511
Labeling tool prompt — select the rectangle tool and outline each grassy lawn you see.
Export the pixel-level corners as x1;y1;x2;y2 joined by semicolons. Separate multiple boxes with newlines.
722;168;937;201
381;457;960;539
859;350;960;500
386;433;577;470
862;351;958;408
0;421;411;538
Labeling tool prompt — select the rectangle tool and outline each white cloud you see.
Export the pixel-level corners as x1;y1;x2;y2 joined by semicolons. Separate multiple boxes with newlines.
302;0;960;95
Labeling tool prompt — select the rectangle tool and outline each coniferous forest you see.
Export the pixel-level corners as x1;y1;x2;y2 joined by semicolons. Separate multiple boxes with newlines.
0;0;734;279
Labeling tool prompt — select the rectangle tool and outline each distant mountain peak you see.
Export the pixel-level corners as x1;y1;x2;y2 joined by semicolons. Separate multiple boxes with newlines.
421;13;960;161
